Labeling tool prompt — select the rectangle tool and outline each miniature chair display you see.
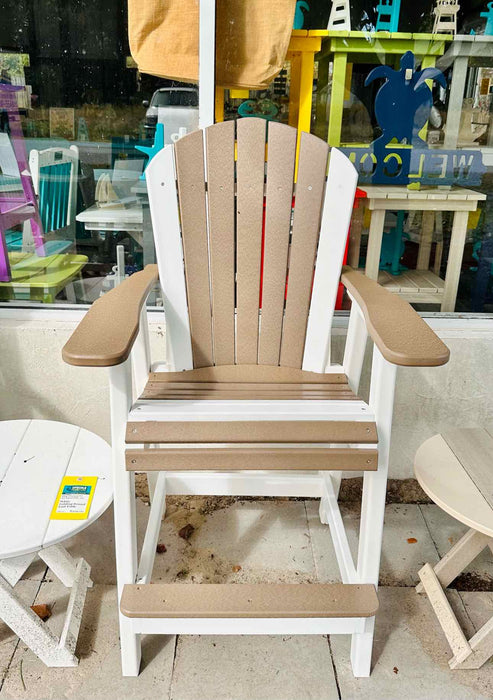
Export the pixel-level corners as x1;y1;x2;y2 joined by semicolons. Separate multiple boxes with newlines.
433;0;460;35
0;83;45;283
62;119;449;678
0;145;87;302
25;145;79;254
375;0;401;33
327;0;351;31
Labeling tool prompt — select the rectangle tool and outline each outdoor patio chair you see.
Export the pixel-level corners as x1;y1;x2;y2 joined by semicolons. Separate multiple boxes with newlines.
62;118;449;678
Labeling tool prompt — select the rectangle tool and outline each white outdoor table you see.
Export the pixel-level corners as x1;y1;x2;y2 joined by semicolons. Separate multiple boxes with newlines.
0;420;112;667
362;185;486;311
414;428;493;670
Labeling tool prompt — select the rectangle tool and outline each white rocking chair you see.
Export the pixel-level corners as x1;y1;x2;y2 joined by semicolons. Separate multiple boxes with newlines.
63;119;449;678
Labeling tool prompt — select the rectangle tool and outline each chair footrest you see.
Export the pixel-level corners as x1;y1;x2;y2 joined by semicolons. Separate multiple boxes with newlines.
120;583;378;619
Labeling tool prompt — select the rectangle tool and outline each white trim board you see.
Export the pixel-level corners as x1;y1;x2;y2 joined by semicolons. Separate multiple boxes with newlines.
1;306;493;339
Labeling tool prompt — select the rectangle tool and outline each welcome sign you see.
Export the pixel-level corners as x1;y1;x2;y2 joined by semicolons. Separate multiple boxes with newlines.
341;145;486;186
341;51;486;187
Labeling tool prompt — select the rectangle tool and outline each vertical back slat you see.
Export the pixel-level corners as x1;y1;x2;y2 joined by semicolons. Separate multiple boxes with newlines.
146;145;193;371
279;132;329;368
258;122;297;366
206;120;236;365
303;148;358;372
236;118;266;364
174;130;214;368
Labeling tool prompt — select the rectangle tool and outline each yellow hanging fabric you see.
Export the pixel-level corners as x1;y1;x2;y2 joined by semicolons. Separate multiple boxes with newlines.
128;0;296;89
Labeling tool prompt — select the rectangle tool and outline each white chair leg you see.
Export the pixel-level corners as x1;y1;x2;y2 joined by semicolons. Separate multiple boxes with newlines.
351;347;396;677
319;471;342;524
110;360;141;676
350;468;388;676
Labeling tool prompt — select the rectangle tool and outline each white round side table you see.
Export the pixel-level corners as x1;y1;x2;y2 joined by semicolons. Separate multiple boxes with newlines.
414;429;493;670
0;420;112;667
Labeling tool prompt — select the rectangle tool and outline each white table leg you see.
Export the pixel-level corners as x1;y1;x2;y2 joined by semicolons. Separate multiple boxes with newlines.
417;211;435;271
0;553;36;587
452;616;493;670
441;209;470;312
365;209;386;281
0;573;78;667
39;544;93;588
416;528;491;593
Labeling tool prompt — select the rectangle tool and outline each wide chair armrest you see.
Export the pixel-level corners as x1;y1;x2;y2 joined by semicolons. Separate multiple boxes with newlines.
341;267;449;367
62;265;159;367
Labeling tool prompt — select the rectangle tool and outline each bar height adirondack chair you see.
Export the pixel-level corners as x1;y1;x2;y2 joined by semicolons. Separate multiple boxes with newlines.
62;119;449;678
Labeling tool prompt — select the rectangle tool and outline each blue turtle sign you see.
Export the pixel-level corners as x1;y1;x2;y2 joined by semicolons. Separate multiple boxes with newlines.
340;52;485;187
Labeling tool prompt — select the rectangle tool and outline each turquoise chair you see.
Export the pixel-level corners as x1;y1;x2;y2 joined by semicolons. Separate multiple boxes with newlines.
9;146;79;255
375;0;401;32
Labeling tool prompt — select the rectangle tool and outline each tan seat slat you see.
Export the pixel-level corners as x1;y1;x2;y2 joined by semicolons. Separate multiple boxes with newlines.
205;120;236;365
280;133;329;368
149;366;348;384
126;447;378;471
144;381;349;391
236;118;266;364
258;121;297;366
121;583;378;619
126;421;377;444
141;393;356;401
141;386;356;401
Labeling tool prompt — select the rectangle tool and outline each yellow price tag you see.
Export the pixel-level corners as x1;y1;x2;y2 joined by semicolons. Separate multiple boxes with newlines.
50;476;98;520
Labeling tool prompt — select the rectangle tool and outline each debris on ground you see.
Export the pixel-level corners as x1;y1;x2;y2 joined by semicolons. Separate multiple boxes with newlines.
232;565;242;573
393;666;399;674
30;604;52;621
178;523;195;540
156;543;167;554
407;537;417;544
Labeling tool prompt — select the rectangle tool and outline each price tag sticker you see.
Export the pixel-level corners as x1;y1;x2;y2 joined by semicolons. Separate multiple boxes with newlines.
50;476;98;520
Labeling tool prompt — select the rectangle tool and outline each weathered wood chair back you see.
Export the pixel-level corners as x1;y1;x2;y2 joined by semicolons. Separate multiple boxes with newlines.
146;118;357;373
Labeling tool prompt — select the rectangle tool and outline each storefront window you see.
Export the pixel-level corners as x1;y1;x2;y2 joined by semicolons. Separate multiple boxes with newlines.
0;0;492;312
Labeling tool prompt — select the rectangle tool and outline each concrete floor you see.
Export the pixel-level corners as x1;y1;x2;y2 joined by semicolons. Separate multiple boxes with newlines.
1;495;493;700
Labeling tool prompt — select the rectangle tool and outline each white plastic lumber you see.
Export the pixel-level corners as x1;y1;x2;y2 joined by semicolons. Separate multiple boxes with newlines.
320;476;357;583
0;419;30;481
42;426;112;550
146;146;193;371
59;557;91;654
303;149;358;373
0;573;78;667
418;562;470;660
130;400;373;422
137;472;167;584
343;298;368;395
109;360;142;676
130;617;367;636
416;529;491;594
0;553;36;587
0;421;79;558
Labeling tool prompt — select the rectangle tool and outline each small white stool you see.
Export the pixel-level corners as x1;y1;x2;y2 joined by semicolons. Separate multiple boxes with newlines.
414;428;493;670
0;420;112;667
